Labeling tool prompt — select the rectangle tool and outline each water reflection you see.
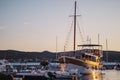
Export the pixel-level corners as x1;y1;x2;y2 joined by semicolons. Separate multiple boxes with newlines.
92;71;103;80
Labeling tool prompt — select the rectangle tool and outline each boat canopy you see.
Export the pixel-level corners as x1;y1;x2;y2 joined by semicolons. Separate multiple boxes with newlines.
78;44;102;47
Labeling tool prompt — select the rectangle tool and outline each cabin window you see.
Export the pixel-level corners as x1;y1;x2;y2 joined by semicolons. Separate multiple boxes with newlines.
92;57;96;62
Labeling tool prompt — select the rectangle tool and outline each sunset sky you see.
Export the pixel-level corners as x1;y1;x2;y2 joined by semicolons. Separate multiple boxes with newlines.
0;0;120;52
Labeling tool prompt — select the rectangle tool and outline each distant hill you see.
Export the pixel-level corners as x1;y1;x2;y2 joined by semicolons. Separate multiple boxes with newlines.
0;50;120;62
0;50;56;62
102;51;120;62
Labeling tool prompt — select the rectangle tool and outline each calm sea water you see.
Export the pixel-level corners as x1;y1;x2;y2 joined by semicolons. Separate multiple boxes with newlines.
102;70;120;80
81;70;120;80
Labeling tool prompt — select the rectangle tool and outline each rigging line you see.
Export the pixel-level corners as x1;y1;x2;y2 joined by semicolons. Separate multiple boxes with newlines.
76;2;86;39
75;3;86;43
79;16;86;40
76;18;84;43
64;20;74;51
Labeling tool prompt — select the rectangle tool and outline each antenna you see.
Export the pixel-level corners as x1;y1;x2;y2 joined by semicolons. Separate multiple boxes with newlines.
87;36;89;44
106;39;108;62
56;36;58;60
87;36;91;44
98;34;100;44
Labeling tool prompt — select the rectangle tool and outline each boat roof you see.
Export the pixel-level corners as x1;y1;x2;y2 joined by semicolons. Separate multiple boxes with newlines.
78;44;102;47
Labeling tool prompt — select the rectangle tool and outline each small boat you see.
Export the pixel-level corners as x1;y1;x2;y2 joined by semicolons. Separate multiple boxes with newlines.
0;59;13;80
0;59;12;72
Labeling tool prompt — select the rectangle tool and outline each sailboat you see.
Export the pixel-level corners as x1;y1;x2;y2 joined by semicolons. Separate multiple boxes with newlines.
58;1;103;75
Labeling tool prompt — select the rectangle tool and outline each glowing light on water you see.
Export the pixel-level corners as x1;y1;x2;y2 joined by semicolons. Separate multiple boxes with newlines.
92;71;102;80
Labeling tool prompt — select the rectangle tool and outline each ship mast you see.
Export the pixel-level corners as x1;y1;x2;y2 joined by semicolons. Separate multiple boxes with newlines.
73;1;77;56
